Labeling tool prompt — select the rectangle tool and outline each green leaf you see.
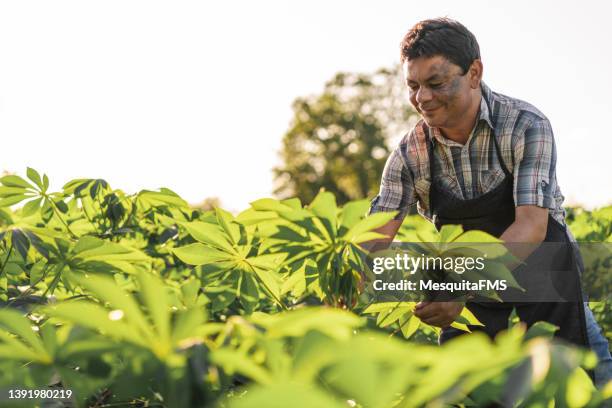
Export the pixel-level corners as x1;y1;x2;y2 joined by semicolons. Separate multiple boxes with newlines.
566;368;594;408
439;224;464;243
180;278;201;308
46;301;144;346
250;198;296;214
248;253;287;270
0;194;30;207
450;322;471;333
137;272;170;342
350;231;388;244
0;208;12;224
379;306;410;328
281;198;302;209
459;307;484;326
339;199;370;229
39;324;58;357
235;208;278;226
30;261;46;286
72;235;105;253
73;237;149;264
172;308;206;344
399;313;421;338
41;198;53;222
0;186;28;196
62;178;93;195
0;175;33;189
69;273;154;341
252;267;281;300
343;212;396;243
308;191;337;239
239;273;259;313
26;168;43;190
11;229;31;259
209;285;237;312
271;225;309;243
172;243;231;265
0;309;49;358
180;221;235;253
21;197;43;217
363;302;414;314
215;207;240;245
89;179;103;198
281;267;306;297
524;321;558;341
251;308;363;340
137;189;188;208
211;349;273;384
3;262;24;276
54;199;68;213
479;261;523;291
376;307;393;325
0;335;44;362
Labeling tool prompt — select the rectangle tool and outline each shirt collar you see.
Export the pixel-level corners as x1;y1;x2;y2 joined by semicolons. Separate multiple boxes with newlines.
430;81;495;147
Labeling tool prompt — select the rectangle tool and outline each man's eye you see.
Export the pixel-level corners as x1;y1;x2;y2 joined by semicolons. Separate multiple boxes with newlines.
408;84;419;91
430;83;443;89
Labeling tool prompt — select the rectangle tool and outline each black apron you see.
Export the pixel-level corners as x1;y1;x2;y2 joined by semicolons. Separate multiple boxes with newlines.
427;113;590;349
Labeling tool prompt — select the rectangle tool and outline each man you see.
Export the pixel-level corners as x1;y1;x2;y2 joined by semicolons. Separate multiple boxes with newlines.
367;17;612;387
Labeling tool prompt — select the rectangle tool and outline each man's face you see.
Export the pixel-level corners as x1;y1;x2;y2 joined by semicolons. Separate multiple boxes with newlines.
403;55;477;129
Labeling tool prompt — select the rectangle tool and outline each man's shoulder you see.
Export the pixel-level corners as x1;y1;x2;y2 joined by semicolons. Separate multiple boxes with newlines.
399;119;429;149
391;120;430;169
490;88;550;124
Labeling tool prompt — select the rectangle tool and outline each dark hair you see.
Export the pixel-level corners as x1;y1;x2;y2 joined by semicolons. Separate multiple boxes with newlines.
400;18;480;74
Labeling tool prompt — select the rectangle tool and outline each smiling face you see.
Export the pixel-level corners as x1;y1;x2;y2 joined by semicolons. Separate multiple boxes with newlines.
403;55;481;130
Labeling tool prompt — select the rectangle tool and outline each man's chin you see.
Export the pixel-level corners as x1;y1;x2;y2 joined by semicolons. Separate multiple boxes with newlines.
421;116;442;128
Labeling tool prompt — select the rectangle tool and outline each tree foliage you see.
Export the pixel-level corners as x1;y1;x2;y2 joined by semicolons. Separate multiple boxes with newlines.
274;67;417;205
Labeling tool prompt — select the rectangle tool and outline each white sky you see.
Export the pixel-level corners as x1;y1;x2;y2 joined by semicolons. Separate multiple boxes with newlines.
1;1;611;212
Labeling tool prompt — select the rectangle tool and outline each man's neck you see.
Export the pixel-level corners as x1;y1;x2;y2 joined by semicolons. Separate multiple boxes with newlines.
439;89;482;145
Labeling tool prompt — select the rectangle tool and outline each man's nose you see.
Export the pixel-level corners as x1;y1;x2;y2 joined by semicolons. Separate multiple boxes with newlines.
416;87;433;104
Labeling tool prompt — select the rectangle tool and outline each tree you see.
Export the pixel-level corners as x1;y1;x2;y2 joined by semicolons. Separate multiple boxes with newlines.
193;197;222;212
274;66;418;205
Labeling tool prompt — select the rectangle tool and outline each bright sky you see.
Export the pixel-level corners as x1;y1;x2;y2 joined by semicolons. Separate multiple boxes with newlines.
1;1;611;212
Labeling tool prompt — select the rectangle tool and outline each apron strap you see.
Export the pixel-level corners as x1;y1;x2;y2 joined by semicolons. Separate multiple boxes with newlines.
483;95;513;178
426;127;436;216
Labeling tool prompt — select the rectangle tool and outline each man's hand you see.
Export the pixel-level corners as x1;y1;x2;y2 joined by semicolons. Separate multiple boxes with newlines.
414;301;464;328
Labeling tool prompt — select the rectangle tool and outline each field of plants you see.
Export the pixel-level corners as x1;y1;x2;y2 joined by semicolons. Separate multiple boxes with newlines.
0;168;610;407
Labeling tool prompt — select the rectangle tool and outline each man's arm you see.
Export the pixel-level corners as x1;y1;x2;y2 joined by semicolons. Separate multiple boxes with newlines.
360;219;404;252
500;205;548;259
414;206;550;327
502;116;558;256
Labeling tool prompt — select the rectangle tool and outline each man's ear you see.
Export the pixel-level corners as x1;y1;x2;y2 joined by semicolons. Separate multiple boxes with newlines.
468;59;483;89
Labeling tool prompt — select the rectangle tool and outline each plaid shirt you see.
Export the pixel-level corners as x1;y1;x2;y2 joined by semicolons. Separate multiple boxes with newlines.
370;81;567;226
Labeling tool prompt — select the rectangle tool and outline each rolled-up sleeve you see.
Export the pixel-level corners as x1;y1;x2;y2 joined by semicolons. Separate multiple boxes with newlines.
513;118;557;209
369;146;416;220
